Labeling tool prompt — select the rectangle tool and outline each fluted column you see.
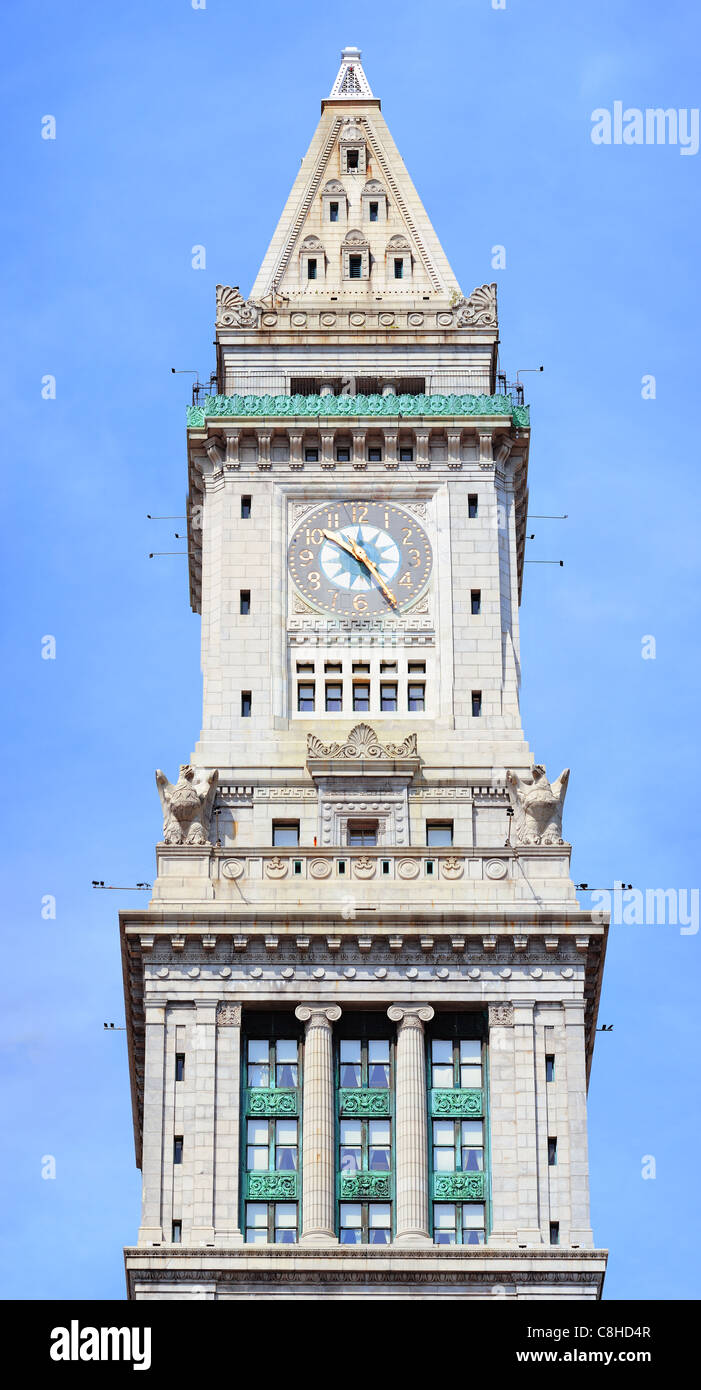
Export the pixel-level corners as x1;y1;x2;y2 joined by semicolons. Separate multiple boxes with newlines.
295;1004;342;1243
387;1004;434;1245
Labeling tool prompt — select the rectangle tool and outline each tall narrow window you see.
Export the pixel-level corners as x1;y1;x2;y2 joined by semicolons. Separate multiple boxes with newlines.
408;682;425;712
171;1221;182;1244
471;691;482;717
353;681;370;712
394;258;404;279
297;681;315;712
349;254;362;279
550;1221;560;1245
240;590;251;615
241;691;252;717
470;590;481;615
173;1136;183;1165
244;1029;301;1244
545;1055;555;1082
307;259;317;280
548;1137;558;1166
175;1054;185;1083
337;1028;393;1243
428;1023;487;1245
241;495;252;519
468;494;478;518
346;148;360;170
329;201;339;222
380;682;397;712
369;201;378;221
326;682;342;712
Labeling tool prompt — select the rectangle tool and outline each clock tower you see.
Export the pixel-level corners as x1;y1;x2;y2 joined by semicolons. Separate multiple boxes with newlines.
121;47;608;1299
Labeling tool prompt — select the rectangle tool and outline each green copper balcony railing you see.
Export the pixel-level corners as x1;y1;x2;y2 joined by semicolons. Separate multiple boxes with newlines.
186;392;530;429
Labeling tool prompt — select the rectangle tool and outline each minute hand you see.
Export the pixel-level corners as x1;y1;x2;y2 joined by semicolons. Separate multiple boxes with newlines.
323;530;398;608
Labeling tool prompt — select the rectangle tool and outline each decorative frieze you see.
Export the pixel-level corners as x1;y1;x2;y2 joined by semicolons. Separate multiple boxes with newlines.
245;1174;298;1200
338;1090;391;1116
338;1173;391;1199
245;1088;298;1116
432;1173;486;1200
430;1089;483;1118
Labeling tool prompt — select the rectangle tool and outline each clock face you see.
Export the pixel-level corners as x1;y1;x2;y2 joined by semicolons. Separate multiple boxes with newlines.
288;500;432;615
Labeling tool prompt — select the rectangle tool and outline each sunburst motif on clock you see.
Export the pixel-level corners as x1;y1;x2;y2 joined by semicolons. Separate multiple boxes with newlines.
287;500;432;615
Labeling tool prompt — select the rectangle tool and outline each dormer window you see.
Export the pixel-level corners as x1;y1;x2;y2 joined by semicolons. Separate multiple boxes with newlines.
322;179;347;224
299;234;325;285
342;230;370;281
386;235;412;284
339;119;367;175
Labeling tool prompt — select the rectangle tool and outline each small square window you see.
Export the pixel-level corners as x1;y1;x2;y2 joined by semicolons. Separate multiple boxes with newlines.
399;446;413;462
546;1055;555;1082
347;821;378;847
241;496;252;519
241;691;252;718
408;682;425;712
426;821;453;847
325;661;342;673
380;661;397;673
326;682;343;712
337;446;351;462
352;662;370;673
353;682;370;712
369;201;378;221
175;1054;185;1083
380;682;397;712
368;446;382;462
349;254;363;279
408;661;425;674
273;821;300;847
471;691;482;717
548;1137;558;1166
307;259;317;280
240;590;251;615
173;1136;183;1165
304;447;319;462
468;494;478;519
330;201;339;222
296;662;314;673
471;590;481;615
394;258;404;279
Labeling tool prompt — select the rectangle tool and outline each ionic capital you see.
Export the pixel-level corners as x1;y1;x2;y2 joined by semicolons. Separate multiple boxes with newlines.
387;1004;434;1031
295;1004;342;1030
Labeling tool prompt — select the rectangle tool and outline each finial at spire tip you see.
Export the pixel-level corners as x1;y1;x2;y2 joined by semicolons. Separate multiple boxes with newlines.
329;46;374;99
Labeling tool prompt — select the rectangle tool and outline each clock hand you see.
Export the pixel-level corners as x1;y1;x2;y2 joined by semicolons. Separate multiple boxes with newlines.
322;530;398;609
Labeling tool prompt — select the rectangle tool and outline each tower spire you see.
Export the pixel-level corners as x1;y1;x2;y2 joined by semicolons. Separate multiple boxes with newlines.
328;45;374;98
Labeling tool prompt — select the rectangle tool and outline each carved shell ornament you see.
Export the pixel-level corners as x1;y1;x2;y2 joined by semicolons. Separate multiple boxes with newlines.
215;284;261;329
307;723;418;761
453;283;498;328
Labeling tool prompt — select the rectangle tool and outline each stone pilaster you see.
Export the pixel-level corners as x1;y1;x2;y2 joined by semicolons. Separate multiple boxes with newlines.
213;1002;244;1246
486;1001;517;1246
190;999;217;1244
387;1004;434;1245
514;1000;541;1244
295;1004;342;1243
138;999;166;1244
564;1001;594;1247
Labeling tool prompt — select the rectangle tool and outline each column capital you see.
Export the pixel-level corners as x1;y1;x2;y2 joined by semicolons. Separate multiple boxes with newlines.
295;1004;342;1027
387;1005;434;1029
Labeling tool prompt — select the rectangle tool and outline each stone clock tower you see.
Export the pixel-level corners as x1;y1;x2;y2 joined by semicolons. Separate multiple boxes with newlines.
121;47;608;1299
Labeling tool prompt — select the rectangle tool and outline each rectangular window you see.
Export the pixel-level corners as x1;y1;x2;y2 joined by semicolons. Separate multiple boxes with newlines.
426;821;453;847
297;681;315;712
338;859;346;874
337;1028;393;1243
546;1054;555;1082
468;494;478;518
346;148;359;170
369;201;378;221
340;1202;391;1245
307;259;317;280
471;690;482;717
175;1054;185;1083
471;590;481;615
380;682;397;712
173;1136;183;1165
325;661;342;673
336;446;351;462
368;446;382;461
272;821;300;847
352;661;370;673
430;1037;482;1091
394;258;404;279
399;446;413;461
240;589;251;615
408;682;425;712
243;1028;301;1243
245;1200;298;1245
241;691;252;717
550;1221;560;1245
172;1221;182;1244
326;682;342;712
548;1137;558;1166
380;660;397;673
241;495;251;519
330;201;339;221
426;859;435;876
408;660;426;674
347;821;378;847
429;1025;487;1245
382;859;390;875
305;447;319;462
349;254;362;279
353;682;370;712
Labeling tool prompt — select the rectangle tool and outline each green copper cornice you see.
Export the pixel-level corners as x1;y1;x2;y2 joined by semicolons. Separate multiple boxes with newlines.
186;393;529;429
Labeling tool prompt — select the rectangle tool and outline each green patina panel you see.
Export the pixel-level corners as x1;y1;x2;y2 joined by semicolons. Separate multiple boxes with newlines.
432;1172;486;1201
430;1088;483;1118
245;1088;298;1117
338;1089;391;1116
245;1172;299;1200
337;1173;392;1200
186;393;529;428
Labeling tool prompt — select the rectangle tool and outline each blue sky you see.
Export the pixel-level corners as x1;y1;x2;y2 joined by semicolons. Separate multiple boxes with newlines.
1;0;699;1300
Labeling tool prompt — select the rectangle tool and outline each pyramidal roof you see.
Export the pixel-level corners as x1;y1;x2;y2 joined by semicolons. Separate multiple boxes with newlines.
250;47;462;304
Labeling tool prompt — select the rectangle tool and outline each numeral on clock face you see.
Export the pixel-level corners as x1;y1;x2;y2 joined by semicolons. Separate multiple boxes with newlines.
287;500;433;616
